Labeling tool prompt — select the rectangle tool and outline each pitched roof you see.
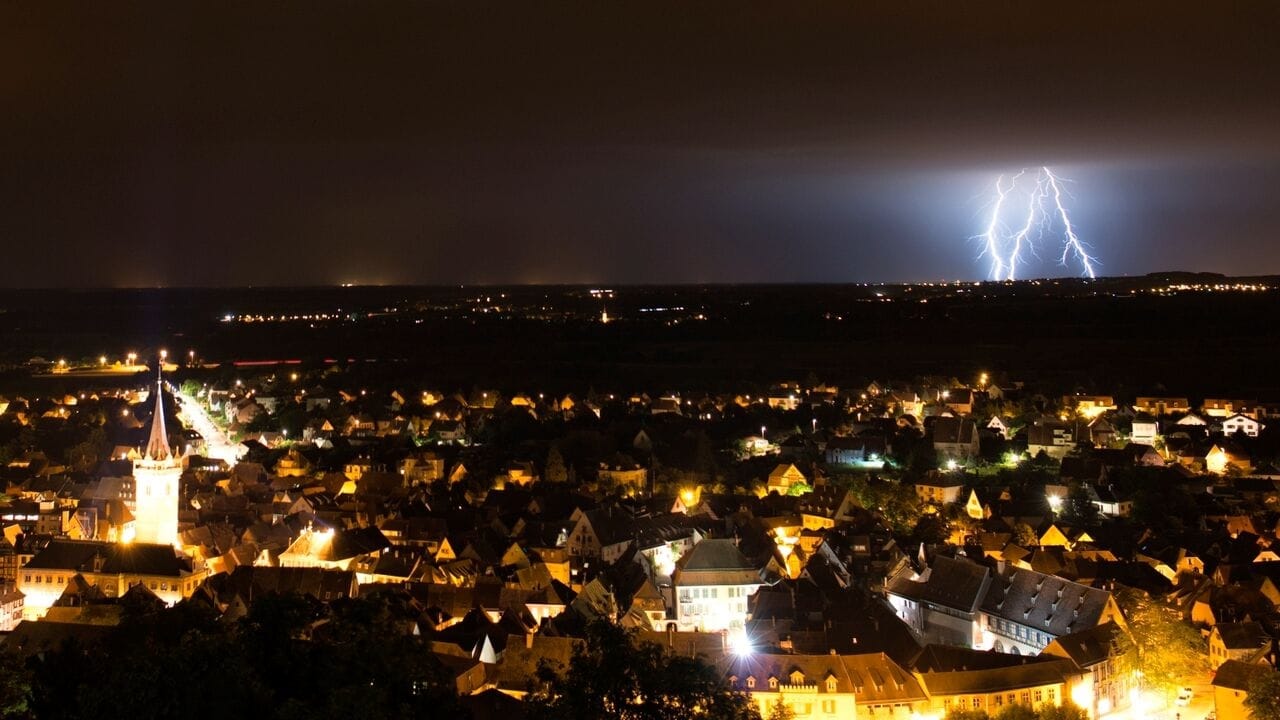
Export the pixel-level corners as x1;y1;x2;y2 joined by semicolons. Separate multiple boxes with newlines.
673;539;761;587
1214;621;1270;650
980;565;1114;637
917;658;1076;695
1042;621;1126;668
886;555;990;613
1211;659;1274;692
24;539;191;576
721;652;926;704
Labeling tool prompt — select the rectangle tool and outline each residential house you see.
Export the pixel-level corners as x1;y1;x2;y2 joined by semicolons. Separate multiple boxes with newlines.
825;435;887;466
1208;622;1271;669
915;475;966;507
1222;413;1265;438
1203;399;1258;419
1065;396;1116;419
767;464;810;496
277;525;390;571
1212;660;1277;720
1130;414;1160;446
1042;622;1132;718
944;389;975;416
1133;397;1191;416
987;416;1010;440
1027;419;1078;460
933;418;980;461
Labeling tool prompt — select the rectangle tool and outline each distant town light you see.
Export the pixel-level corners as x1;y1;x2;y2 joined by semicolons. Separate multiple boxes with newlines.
945;459;959;471
1047;494;1063;512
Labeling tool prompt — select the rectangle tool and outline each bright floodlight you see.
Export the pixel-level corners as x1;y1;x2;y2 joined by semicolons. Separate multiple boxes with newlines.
945;459;959;471
729;629;753;656
1047;494;1063;512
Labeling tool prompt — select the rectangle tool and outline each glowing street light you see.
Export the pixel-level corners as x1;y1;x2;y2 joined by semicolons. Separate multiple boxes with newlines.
945;459;959;472
127;352;137;365
99;355;107;366
728;629;753;656
1047;494;1063;513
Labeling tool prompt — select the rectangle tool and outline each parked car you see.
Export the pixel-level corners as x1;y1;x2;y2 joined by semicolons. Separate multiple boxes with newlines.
1176;688;1193;707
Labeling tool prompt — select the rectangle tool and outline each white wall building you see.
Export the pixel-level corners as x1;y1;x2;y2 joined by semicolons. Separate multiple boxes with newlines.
672;538;763;632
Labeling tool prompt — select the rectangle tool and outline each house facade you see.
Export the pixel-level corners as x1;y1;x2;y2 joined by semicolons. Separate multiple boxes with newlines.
672;539;763;632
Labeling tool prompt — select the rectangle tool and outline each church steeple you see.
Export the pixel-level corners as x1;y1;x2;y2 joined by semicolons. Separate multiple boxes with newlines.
145;364;170;462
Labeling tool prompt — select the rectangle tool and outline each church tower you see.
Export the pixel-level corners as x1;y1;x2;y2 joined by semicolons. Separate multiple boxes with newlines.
132;366;181;547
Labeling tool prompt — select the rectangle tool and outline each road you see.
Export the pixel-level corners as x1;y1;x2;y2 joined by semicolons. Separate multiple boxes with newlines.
170;383;243;466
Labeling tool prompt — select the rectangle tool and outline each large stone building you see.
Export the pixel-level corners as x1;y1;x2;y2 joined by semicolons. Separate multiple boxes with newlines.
673;539;763;632
17;539;204;619
886;555;1124;656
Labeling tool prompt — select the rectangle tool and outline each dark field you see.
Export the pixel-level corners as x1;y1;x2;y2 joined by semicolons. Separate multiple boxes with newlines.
1;274;1277;397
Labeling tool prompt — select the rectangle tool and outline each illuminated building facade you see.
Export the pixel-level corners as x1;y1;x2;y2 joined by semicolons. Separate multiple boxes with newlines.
672;539;763;632
17;539;204;619
132;376;181;547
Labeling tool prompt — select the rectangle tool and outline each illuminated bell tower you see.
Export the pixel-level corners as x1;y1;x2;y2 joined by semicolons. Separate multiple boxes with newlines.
133;367;181;547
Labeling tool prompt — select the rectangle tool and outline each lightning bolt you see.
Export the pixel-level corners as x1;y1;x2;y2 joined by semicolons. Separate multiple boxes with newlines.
973;166;1098;280
1042;167;1097;279
1005;172;1048;281
974;171;1023;281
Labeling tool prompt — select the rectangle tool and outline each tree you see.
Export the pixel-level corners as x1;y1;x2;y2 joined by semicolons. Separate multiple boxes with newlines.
1060;483;1100;527
1114;589;1208;701
1012;522;1039;547
693;431;717;482
1245;669;1280;720
545;444;568;483
945;708;991;720
993;706;1036;720
766;699;795;720
1036;702;1089;720
527;621;759;720
0;650;32;719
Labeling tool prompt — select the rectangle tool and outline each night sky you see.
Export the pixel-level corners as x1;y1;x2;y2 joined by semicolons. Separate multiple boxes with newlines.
3;2;1279;287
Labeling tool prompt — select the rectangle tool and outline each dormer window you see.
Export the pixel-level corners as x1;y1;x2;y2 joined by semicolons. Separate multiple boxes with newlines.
790;671;805;685
747;677;756;689
769;677;779;689
827;677;838;692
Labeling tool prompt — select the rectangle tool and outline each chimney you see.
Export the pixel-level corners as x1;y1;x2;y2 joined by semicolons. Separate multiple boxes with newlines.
525;632;534;649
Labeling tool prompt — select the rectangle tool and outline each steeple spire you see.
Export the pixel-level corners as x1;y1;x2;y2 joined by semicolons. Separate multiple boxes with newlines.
145;361;170;462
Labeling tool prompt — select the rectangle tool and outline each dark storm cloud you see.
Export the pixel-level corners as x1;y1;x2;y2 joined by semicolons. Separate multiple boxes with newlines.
2;1;1278;286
